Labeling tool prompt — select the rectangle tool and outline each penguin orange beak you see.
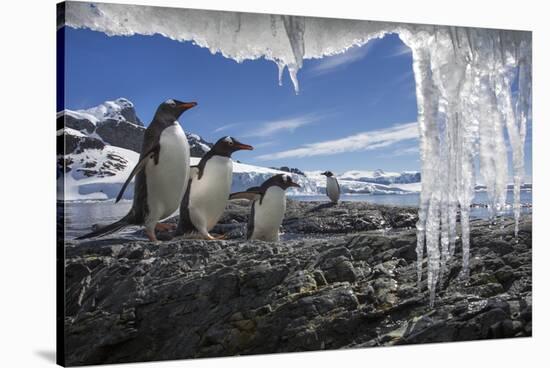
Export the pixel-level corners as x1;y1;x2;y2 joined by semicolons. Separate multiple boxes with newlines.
179;102;198;111
235;143;254;151
289;182;301;188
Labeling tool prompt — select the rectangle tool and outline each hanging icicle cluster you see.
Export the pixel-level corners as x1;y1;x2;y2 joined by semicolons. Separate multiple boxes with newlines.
399;27;531;307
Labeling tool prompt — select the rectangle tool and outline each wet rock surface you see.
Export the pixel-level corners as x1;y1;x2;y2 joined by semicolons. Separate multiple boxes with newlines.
64;201;532;366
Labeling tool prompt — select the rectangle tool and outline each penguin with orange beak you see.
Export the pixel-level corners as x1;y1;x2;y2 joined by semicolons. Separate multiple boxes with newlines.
176;136;254;239
77;98;197;242
229;174;301;242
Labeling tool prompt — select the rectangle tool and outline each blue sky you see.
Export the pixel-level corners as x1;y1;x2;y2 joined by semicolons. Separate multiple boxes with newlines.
63;27;531;179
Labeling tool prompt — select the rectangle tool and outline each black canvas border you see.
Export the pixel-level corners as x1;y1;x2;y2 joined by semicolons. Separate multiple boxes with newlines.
56;2;66;366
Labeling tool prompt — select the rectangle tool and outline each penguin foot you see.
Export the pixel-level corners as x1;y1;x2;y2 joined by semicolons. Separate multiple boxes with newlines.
203;233;226;241
146;230;158;242
155;223;176;232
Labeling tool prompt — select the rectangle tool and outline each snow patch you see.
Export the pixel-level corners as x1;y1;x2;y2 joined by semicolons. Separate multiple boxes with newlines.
59;145;139;201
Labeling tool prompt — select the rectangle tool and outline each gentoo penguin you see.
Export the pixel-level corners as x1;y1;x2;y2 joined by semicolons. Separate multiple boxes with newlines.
321;171;340;203
77;99;197;242
229;174;301;242
176;136;253;240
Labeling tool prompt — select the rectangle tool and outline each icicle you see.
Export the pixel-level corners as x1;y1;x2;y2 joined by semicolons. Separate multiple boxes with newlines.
478;69;509;221
456;64;477;278
287;63;300;94
275;60;286;86
497;37;531;238
416;210;426;292
439;100;451;283
426;194;441;307
406;43;441;296
459;208;471;278
448;113;459;258
282;15;306;94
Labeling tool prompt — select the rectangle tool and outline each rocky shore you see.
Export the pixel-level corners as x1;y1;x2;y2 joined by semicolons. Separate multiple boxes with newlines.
63;200;532;366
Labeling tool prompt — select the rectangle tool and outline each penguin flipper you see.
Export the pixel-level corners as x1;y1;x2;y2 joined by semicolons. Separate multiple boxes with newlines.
229;191;262;201
115;144;160;203
175;178;198;235
246;201;256;240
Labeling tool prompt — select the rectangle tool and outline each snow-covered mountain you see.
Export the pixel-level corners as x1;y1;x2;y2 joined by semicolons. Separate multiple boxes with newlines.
59;98;212;155
304;171;420;195
58;98;421;201
57;98;213;200
338;169;421;185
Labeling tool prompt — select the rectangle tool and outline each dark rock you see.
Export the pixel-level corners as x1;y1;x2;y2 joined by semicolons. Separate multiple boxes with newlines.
495;265;515;284
66;263;91;284
186;133;213;157
61;130;105;154
63;113;95;134
313;270;328;287
63;205;531;366
489;319;524;338
95;119;145;153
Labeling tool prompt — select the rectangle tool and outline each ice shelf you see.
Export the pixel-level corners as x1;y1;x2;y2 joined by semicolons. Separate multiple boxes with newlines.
64;2;532;307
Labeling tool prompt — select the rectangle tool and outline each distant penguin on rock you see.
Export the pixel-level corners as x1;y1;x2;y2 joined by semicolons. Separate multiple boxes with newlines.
77;99;197;242
229;174;301;242
176;136;253;240
321;171;340;203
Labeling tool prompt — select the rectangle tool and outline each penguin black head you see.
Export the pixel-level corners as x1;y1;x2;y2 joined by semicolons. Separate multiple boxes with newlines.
211;136;254;157
154;99;197;123
321;171;334;177
266;174;301;190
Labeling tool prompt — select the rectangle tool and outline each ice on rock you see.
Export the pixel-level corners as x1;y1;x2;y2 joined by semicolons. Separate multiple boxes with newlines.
64;3;531;306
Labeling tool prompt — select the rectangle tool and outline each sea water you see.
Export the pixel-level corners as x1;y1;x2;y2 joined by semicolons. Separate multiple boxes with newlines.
61;189;531;239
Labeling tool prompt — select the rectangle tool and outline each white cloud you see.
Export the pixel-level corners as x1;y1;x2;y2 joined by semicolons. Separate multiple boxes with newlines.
309;44;372;76
213;123;240;133
243;114;321;138
378;145;419;158
256;122;419;160
253;141;277;148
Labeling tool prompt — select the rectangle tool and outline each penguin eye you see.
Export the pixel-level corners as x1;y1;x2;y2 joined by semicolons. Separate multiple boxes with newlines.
228;141;234;146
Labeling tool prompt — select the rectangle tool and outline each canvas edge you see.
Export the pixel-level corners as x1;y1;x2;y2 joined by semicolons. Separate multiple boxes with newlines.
56;1;67;366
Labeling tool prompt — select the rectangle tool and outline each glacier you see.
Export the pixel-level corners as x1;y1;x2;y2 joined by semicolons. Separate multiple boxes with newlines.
63;3;532;306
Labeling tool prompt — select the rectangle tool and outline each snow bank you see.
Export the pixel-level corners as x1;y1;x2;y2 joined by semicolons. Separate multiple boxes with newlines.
64;3;531;306
339;169;421;185
305;170;420;194
59;145;139;201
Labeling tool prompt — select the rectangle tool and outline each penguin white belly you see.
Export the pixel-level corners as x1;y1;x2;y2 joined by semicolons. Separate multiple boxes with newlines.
145;124;190;223
251;186;286;241
188;156;233;232
326;176;340;203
